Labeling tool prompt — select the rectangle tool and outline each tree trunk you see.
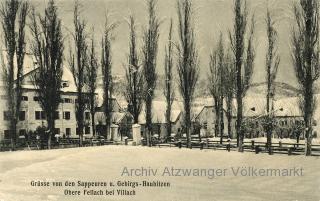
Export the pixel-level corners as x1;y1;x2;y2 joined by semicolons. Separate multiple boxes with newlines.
237;95;243;152
266;122;272;154
227;99;232;139
214;97;220;137
166;103;172;140
305;127;312;156
220;96;224;144
185;101;191;148
78;120;84;147
10;120;17;151
48;115;55;150
146;94;152;147
91;112;96;137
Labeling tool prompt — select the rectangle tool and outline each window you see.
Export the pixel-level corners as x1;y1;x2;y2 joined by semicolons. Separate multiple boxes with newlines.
63;112;71;120
64;98;72;103
19;111;26;121
21;96;28;101
85;112;90;120
61;81;69;88
35;111;40;120
19;129;26;136
203;122;208;129
33;96;39;101
54;111;60;120
3;111;10;121
4;130;10;139
85;126;90;134
54;128;60;134
35;111;46;120
66;128;71;137
1;95;8;100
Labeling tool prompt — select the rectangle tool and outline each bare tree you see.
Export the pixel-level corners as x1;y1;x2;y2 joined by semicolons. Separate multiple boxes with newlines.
176;0;200;148
224;52;235;139
208;33;225;144
142;0;160;146
101;15;117;139
164;19;174;140
124;16;144;124
86;34;98;137
68;1;88;146
229;0;255;152
265;7;280;154
291;0;320;156
209;41;220;138
0;0;29;150
29;0;64;149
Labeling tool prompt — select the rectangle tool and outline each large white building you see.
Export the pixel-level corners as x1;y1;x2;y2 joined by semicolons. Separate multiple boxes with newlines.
0;54;125;141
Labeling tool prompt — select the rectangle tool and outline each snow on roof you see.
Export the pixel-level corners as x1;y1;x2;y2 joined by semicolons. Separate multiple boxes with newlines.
20;66;78;93
273;97;302;117
193;96;304;119
95;111;131;125
0;52;37;76
138;101;183;124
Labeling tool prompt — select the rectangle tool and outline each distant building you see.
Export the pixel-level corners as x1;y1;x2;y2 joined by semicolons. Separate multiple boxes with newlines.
138;101;183;139
193;97;308;139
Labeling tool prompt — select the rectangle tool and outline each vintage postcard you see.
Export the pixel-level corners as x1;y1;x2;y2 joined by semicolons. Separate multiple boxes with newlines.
0;0;319;200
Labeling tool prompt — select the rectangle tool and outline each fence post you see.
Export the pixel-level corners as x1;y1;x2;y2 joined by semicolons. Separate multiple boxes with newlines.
227;138;231;152
255;146;260;154
251;140;255;150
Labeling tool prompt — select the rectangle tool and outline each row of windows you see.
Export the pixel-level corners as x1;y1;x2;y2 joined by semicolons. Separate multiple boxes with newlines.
54;127;91;135
1;95;77;104
3;111;26;121
34;111;72;120
3;111;91;121
1;95;29;101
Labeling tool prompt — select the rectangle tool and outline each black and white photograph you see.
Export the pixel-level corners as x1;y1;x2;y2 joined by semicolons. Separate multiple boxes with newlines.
0;0;319;200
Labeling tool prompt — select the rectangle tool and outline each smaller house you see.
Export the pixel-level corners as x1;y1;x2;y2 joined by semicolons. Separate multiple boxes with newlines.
95;111;133;140
95;96;133;139
193;97;306;139
138;101;183;138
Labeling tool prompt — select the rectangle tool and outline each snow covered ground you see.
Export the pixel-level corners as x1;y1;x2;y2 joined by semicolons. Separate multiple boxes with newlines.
0;146;319;201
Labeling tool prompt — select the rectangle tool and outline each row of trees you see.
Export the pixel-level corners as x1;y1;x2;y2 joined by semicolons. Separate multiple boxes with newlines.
209;0;320;156
0;0;116;149
0;0;29;150
1;0;319;156
124;0;199;147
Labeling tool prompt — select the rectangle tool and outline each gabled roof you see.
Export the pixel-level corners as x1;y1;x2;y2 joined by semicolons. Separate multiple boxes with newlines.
95;111;132;125
138;101;183;124
20;66;78;93
193;96;304;120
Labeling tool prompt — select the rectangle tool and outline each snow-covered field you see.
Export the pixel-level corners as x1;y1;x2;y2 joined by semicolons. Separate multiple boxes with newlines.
0;146;319;201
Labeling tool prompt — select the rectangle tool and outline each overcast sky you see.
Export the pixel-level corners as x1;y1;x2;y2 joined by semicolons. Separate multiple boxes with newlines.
26;0;299;86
